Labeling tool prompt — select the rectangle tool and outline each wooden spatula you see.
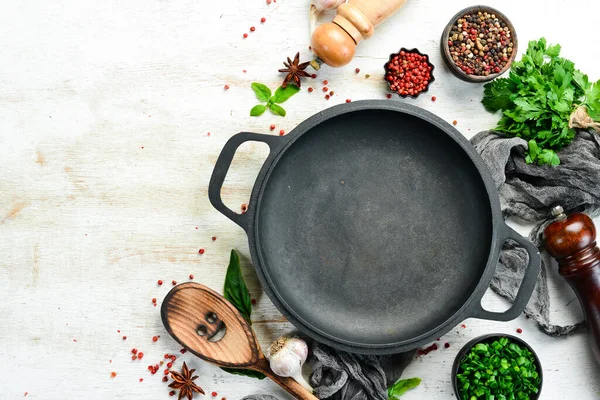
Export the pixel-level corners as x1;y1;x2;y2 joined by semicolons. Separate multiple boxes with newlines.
161;282;318;400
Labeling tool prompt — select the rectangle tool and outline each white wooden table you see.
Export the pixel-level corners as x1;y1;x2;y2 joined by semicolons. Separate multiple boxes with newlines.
1;0;599;398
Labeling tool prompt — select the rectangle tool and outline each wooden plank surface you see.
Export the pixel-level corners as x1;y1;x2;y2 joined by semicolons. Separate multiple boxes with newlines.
1;0;599;398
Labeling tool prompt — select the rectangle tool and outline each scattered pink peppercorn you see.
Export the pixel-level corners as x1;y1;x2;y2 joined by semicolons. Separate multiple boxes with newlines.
270;124;275;131
431;96;437;102
162;376;168;382
251;299;257;305
152;336;158;342
250;26;255;32
386;94;392;99
199;248;205;254
158;280;163;286
444;342;450;348
180;348;187;354
138;352;144;360
131;355;137;360
212;392;218;397
132;348;138;354
517;328;523;333
189;274;194;279
308;87;313;93
169;390;176;396
279;130;285;136
453;120;458;125
212;236;217;241
167;362;173;368
322;87;328;92
122;336;127;340
346;99;351;103
261;17;266;23
243;33;248;39
330;91;334;96
164;369;170;375
325;94;330;100
139;378;143;382
323;80;328;85
355;68;360;73
172;280;177;286
152;298;156;303
311;74;317;79
224;84;230;90
110;372;117;378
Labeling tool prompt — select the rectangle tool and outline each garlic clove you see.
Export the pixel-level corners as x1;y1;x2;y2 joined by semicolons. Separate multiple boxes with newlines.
268;336;313;393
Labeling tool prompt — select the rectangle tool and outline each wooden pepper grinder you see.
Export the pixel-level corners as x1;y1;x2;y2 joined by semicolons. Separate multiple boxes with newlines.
543;205;600;365
310;0;408;69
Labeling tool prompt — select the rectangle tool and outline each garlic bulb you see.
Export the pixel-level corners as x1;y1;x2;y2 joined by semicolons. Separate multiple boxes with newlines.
314;0;346;11
309;0;347;39
268;336;313;392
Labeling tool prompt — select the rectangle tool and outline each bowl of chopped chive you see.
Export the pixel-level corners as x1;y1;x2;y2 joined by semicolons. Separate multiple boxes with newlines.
452;334;543;400
441;6;518;83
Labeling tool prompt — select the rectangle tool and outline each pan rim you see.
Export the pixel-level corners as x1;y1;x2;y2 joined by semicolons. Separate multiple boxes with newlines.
246;100;503;354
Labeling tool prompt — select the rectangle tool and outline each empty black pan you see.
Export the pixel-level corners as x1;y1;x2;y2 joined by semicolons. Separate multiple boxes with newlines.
209;100;540;355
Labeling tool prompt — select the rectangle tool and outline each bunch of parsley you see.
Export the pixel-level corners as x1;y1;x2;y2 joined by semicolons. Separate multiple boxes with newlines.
482;38;600;165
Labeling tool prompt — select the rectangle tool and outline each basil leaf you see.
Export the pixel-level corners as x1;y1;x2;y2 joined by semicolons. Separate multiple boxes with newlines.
272;84;300;103
250;104;266;117
387;377;421;399
223;249;253;324
251;82;272;102
269;103;286;117
220;367;266;380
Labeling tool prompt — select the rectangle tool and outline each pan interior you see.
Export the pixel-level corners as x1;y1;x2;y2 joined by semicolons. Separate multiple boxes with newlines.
256;109;493;346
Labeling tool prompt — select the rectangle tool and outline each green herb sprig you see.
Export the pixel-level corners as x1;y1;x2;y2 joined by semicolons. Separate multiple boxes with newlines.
482;37;600;165
388;377;421;399
457;337;541;400
220;249;266;380
250;82;300;117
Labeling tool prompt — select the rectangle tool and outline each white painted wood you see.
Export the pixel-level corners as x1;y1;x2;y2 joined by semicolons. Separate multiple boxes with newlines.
1;0;599;398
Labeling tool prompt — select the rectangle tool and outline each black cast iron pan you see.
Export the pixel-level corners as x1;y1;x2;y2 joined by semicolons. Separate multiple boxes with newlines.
209;100;540;355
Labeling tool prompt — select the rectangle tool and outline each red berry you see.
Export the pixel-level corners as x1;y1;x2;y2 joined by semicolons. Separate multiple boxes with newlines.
346;99;351;103
453;120;458;126
139;378;143;382
172;280;177;285
162;376;168;382
431;96;436;102
386;94;392;99
261;17;266;23
157;280;163;285
250;26;255;32
169;391;176;396
516;328;523;334
189;274;194;279
243;33;248;39
308;87;313;93
164;369;170;375
122;336;127;340
322;87;328;92
444;342;450;348
330;91;334;96
325;94;330;100
132;348;138;354
212;236;216;241
110;372;117;378
152;298;156;303
132;355;137;360
152;336;158;342
279;130;285;136
311;74;317;79
212;392;218;397
199;248;205;254
180;348;187;354
224;84;230;90
270;124;275;131
167;362;173;368
355;68;360;73
323;80;328;85
138;352;144;360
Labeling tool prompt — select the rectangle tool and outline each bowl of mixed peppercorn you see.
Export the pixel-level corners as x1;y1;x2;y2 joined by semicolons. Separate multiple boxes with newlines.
441;6;518;82
452;334;543;400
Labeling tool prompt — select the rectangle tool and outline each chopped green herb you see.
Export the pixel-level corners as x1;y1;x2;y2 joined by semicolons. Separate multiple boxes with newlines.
457;337;541;400
482;37;600;165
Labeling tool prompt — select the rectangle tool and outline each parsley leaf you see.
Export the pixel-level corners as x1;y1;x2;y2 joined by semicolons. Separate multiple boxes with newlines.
249;83;300;117
482;37;600;165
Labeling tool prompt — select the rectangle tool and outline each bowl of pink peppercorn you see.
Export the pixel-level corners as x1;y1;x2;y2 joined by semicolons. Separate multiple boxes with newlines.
383;48;435;98
441;5;518;83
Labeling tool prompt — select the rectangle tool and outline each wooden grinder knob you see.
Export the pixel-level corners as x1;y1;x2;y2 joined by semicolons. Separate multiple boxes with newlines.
311;0;407;68
543;206;600;365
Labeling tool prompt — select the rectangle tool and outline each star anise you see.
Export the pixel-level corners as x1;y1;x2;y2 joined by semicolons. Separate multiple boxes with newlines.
169;362;204;400
279;52;311;88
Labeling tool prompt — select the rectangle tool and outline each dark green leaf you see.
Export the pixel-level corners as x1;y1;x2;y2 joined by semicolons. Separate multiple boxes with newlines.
251;82;272;102
482;79;513;112
250;104;267;116
387;377;421;399
269;103;286;116
223;249;253;324
220;367;266;380
272;84;300;103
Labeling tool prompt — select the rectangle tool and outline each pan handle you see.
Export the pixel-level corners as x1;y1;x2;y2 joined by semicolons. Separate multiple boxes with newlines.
470;225;541;322
208;132;284;232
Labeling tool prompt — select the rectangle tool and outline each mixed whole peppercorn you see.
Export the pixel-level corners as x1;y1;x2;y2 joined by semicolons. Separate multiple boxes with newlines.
447;11;513;76
384;50;433;97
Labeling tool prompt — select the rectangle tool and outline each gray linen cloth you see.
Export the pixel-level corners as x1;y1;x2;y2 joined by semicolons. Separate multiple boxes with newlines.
471;129;600;336
243;129;600;399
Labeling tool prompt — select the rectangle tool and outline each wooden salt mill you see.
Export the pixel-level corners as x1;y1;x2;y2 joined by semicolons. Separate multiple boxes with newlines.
310;0;408;69
543;205;600;365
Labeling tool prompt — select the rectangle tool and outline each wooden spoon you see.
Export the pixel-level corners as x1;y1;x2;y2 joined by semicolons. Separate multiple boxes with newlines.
161;282;318;400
